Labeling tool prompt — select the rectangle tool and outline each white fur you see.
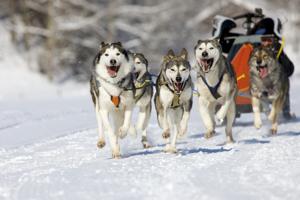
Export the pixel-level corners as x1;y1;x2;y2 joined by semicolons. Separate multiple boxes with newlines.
93;45;134;158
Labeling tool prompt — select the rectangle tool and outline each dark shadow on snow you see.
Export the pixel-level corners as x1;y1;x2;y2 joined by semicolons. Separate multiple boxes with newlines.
180;147;232;156
240;138;270;144
121;149;162;159
277;131;300;137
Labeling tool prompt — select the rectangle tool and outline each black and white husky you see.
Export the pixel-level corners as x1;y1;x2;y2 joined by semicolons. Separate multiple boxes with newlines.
194;39;237;143
132;53;153;148
90;42;135;158
155;49;193;153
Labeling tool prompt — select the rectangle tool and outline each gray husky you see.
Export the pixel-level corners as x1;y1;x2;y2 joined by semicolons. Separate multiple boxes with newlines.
249;46;289;134
154;49;193;153
132;53;153;148
194;39;237;143
90;42;134;158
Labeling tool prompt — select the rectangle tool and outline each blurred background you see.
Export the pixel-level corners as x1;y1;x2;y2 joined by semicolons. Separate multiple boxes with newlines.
0;0;299;84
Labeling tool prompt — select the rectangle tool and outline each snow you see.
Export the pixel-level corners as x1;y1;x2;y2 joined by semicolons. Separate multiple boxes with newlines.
1;24;300;200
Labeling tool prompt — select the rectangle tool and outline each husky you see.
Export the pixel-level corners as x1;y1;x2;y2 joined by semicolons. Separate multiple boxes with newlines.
132;53;153;148
154;48;193;153
249;46;289;134
194;39;237;143
90;42;135;158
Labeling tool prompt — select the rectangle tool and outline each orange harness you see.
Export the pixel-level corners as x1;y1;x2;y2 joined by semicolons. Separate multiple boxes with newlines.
111;96;120;107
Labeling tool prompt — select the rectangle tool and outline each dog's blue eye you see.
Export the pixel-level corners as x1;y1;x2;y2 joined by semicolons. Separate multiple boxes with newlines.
105;53;109;56
116;53;120;56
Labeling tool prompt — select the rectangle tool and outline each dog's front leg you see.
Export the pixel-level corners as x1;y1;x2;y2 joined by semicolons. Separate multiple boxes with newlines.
165;123;179;154
119;107;133;139
215;92;234;125
179;101;192;137
95;102;105;149
198;97;215;138
161;107;170;139
100;110;120;158
252;96;262;129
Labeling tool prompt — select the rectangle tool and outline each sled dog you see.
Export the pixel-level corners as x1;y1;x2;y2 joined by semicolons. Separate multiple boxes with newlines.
90;42;135;158
249;46;289;134
132;53;153;148
194;39;237;143
154;48;193;153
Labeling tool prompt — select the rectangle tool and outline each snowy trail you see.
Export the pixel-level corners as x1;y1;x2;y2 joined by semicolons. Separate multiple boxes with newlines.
1;89;300;199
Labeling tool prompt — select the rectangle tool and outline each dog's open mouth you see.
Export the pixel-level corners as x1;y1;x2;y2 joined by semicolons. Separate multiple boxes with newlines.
173;81;184;93
200;58;214;72
257;65;268;79
106;65;120;77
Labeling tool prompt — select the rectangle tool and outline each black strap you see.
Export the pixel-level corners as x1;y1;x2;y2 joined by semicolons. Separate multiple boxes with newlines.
200;73;224;99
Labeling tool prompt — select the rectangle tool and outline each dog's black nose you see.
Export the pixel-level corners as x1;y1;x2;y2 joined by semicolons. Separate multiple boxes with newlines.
110;59;117;65
176;76;182;82
202;51;208;57
257;60;262;65
262;91;268;97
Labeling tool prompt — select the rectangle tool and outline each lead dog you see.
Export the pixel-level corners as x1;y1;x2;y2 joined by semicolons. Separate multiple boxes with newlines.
132;53;153;148
155;49;193;153
249;46;289;134
90;42;135;158
194;39;237;143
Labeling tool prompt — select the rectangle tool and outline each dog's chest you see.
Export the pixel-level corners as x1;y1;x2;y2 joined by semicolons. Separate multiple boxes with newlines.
159;86;191;107
196;77;228;103
99;85;134;109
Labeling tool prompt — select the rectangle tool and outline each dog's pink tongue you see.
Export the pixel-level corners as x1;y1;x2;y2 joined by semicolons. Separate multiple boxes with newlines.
201;60;209;71
107;68;117;77
259;68;268;79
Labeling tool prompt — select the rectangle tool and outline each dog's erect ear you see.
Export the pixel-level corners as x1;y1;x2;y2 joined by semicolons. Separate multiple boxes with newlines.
180;48;188;60
100;42;108;49
197;39;203;44
167;49;175;57
114;41;122;47
212;38;220;44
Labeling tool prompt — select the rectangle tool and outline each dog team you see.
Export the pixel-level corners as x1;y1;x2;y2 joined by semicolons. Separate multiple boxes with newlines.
90;39;288;158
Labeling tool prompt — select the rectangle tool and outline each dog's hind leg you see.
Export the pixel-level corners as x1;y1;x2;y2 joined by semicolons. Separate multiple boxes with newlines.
95;101;105;149
138;103;151;148
225;101;235;143
252;96;262;129
199;98;215;139
100;110;120;159
269;96;284;135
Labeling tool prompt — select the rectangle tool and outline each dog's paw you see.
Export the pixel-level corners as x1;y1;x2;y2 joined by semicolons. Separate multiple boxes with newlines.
215;115;224;126
164;144;177;154
96;139;106;149
254;120;262;129
118;126;128;139
141;136;151;148
226;136;235;144
270;128;277;135
178;128;187;138
162;130;170;139
204;130;215;139
112;146;121;159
